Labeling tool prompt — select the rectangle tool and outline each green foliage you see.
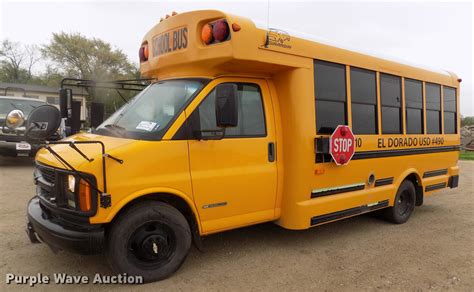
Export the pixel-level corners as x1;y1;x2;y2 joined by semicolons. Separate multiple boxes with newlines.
40;32;140;114
461;116;474;127
0;39;39;83
42;32;136;81
459;151;474;160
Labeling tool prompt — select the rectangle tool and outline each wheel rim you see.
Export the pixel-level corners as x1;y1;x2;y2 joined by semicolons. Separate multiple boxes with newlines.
397;190;413;216
127;221;176;269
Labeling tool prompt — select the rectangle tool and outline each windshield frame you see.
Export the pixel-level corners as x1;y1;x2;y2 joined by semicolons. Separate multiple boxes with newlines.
95;78;210;141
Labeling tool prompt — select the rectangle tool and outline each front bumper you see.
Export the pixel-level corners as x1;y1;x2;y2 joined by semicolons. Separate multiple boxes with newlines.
0;140;39;157
26;197;104;255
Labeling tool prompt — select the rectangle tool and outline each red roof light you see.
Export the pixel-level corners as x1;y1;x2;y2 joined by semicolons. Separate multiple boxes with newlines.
212;20;229;43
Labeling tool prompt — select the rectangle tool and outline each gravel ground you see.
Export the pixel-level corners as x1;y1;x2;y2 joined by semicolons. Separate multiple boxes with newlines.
0;157;473;291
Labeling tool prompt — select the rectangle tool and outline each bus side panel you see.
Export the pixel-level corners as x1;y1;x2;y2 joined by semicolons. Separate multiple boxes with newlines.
271;65;460;230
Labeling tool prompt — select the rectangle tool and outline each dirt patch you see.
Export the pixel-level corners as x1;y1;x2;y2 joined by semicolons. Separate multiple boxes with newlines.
1;157;473;291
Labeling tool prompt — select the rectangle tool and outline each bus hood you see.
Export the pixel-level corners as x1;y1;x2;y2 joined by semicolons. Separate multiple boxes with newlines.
36;133;135;171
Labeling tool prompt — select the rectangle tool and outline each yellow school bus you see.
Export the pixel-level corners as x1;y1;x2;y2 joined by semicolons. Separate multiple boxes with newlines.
26;10;460;282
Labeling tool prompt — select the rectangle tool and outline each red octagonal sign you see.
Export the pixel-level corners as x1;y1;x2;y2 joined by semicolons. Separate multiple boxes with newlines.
329;125;355;166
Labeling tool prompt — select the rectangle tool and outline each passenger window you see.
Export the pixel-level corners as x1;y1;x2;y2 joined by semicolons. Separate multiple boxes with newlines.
350;67;377;134
405;79;423;134
380;74;402;134
196;83;266;137
443;87;457;134
425;83;441;134
314;60;347;134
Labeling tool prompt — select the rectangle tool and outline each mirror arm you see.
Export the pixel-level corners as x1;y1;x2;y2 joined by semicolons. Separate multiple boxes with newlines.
45;140;123;209
44;144;103;195
68;142;94;162
104;153;124;164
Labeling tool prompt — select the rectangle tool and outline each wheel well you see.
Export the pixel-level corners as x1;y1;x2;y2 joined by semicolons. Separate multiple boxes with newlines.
404;173;424;206
108;193;202;249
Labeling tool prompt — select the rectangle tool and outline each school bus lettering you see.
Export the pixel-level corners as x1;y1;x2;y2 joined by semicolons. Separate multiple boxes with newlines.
152;27;188;57
26;10;461;283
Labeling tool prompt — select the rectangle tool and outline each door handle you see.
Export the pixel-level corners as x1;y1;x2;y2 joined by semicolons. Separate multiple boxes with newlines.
268;142;276;162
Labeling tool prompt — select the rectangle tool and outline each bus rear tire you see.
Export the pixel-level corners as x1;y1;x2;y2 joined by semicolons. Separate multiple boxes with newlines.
383;180;416;224
106;201;191;283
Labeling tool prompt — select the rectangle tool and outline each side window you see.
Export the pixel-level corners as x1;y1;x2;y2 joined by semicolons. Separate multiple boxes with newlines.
350;67;377;134
443;86;457;134
46;96;60;105
405;79;423;134
425;83;441;134
196;83;266;137
314;60;347;134
380;73;402;134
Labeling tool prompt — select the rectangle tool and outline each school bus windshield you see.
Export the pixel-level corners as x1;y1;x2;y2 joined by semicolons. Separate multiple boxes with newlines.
95;79;206;140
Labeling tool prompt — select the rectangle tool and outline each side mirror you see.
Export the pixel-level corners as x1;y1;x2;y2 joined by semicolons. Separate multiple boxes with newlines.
215;83;238;128
90;102;105;128
25;105;61;142
59;88;73;119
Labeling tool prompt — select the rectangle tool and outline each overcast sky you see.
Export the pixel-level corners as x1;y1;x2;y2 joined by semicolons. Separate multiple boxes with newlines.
0;0;472;116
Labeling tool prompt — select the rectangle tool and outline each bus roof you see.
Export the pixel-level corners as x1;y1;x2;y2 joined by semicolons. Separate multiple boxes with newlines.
140;10;459;87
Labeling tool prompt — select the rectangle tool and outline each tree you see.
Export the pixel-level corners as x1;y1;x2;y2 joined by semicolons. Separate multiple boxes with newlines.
461;116;474;127
42;32;137;81
0;39;40;83
42;32;140;115
31;65;64;87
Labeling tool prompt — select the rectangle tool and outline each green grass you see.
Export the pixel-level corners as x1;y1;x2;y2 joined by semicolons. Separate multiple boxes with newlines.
460;151;474;160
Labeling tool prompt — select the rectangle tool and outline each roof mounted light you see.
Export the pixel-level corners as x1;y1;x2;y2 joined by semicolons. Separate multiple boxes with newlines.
201;23;213;45
201;19;231;45
212;20;230;43
139;42;149;63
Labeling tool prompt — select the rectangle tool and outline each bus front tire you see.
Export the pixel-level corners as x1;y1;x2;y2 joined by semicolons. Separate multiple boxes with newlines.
383;180;416;224
106;201;191;283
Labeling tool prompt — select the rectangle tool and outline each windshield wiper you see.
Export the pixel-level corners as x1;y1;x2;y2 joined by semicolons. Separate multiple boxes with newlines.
101;123;128;137
10;102;20;110
104;124;126;131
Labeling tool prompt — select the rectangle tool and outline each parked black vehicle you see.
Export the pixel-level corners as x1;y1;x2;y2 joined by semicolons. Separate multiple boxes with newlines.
0;96;61;157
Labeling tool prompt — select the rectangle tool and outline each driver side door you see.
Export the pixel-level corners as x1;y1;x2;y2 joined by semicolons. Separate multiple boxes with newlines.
184;78;278;234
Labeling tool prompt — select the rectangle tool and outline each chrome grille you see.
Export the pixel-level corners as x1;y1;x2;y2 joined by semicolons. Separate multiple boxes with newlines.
40;167;56;184
36;165;57;201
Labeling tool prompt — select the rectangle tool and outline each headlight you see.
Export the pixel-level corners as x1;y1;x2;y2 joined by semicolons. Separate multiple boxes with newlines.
67;175;76;192
6;109;25;129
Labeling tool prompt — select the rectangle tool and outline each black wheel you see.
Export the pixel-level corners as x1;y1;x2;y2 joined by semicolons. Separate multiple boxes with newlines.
106;201;191;283
383;180;416;224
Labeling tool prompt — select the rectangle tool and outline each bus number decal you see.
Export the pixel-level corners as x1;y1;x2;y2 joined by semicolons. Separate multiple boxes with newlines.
377;136;445;149
355;138;362;148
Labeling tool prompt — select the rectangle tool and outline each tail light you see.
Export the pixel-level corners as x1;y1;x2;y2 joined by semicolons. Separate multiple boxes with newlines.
78;179;91;212
201;19;231;45
139;42;149;62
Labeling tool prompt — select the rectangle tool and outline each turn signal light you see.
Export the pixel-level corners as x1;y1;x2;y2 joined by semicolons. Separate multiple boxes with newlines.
139;42;149;62
201;19;230;45
78;179;91;212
